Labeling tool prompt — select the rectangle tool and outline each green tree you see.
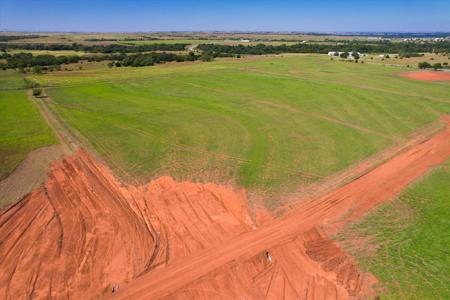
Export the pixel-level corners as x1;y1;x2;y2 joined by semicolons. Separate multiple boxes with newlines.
32;88;42;97
432;63;442;70
418;62;432;69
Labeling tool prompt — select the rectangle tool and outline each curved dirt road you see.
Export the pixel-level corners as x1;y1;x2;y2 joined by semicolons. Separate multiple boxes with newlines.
118;118;450;299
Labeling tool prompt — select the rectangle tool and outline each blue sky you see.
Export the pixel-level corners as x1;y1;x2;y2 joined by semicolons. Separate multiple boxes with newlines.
2;0;450;32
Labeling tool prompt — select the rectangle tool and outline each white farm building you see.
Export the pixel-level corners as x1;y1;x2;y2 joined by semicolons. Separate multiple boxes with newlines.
328;51;365;59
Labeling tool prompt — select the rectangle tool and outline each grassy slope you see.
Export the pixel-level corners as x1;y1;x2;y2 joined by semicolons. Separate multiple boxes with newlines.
340;161;450;299
32;55;450;195
0;70;57;180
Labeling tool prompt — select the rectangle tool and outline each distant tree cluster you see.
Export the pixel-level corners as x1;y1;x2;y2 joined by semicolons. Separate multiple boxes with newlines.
418;61;446;70
116;52;199;67
1;53;82;69
0;42;189;53
84;38;119;42
0;51;202;71
198;41;450;56
0;35;44;42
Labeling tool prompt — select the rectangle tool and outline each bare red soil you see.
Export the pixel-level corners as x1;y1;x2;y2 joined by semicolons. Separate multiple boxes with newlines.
1;119;449;299
401;71;450;81
0;150;253;299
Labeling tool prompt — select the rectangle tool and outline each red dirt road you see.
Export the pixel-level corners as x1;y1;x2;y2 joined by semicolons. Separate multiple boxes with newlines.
0;119;449;299
401;70;450;81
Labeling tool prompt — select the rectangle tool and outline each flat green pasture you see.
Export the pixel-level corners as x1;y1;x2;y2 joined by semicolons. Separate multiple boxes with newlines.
31;55;450;195
0;71;57;179
341;161;450;299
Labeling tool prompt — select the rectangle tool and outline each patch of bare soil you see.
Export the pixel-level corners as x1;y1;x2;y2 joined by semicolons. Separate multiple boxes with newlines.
400;71;450;81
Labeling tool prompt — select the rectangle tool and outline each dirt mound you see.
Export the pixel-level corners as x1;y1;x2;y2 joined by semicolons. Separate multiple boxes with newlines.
400;71;450;81
0;149;252;299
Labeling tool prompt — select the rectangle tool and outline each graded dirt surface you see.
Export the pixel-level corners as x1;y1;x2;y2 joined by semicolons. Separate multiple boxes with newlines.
0;149;253;299
1;119;449;299
401;70;450;81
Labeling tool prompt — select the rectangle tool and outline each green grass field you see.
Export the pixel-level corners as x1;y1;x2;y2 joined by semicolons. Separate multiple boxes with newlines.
0;70;57;180
28;55;450;196
340;160;450;299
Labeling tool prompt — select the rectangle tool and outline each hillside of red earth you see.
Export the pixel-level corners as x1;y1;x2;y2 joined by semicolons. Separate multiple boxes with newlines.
1;118;449;299
401;70;450;81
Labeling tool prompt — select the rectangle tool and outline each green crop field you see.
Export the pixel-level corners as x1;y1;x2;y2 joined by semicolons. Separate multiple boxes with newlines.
340;160;450;299
28;55;450;198
0;70;57;180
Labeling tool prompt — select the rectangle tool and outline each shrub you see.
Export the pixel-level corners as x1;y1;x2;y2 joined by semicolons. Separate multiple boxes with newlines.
32;66;42;74
418;62;432;69
32;88;42;97
432;63;442;70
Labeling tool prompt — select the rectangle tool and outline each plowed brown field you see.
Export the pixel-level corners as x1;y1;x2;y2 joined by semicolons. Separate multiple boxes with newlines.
1;119;449;300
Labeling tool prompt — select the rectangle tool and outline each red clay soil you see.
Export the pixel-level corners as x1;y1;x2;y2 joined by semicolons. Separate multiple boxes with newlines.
1;119;449;299
400;70;450;81
0;150;253;299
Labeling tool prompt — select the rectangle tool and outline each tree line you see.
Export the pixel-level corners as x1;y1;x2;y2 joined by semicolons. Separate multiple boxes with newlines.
418;61;449;70
0;35;44;42
0;42;189;53
198;41;450;56
0;51;207;71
